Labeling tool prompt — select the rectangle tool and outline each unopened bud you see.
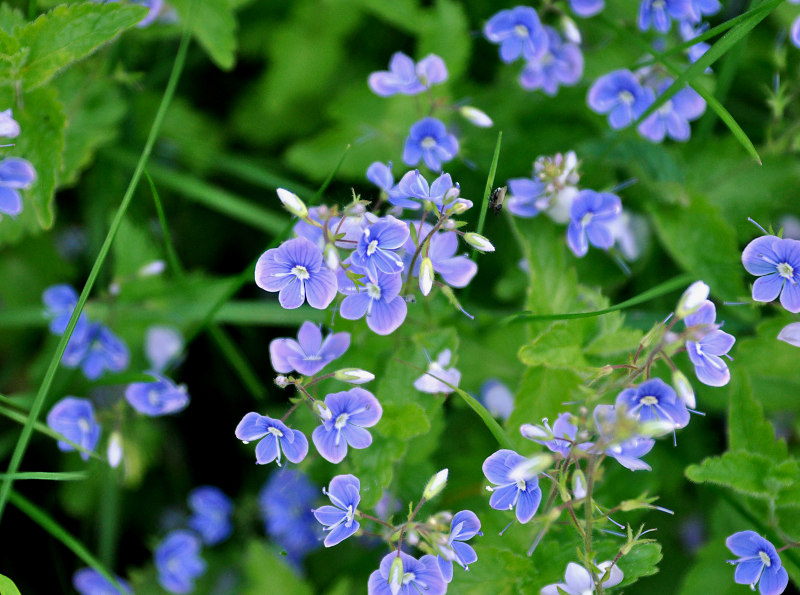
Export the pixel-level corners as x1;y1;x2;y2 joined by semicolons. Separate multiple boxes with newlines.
520;423;552;441
324;243;339;271
672;370;695;409
423;468;448;500
277;188;308;218
274;375;290;388
312;400;332;421
333;368;375;384
561;15;581;44
509;454;553;482
571;469;587;499
420;258;434;296
443;185;461;205
138;260;166;277
449;198;472;214
464;232;495;253
107;432;123;468
459;106;493;128
676;281;709;318
388;556;404;595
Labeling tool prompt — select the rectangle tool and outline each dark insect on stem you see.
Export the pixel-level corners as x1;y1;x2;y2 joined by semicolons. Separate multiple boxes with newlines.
489;185;507;215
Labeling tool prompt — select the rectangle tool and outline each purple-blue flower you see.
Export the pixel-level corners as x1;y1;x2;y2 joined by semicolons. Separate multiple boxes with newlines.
569;0;605;17
337;268;407;335
312;388;382;463
792;16;800;49
482;449;542;523
541;561;624;595
42;283;88;335
680;21;711;66
125;374;190;416
616;378;690;429
726;531;788;595
72;568;131;595
235;413;308;466
61;322;130;381
0;157;35;219
367;162;402;200
506;176;548;218
259;469;321;564
0;109;20;138
46;397;101;460
638;80;705;142
685;0;721;23
154;530;206;594
521;412;578;457
351;216;410;278
368;551;447;595
587;69;654;129
638;0;692;33
519;27;583;96
589;404;655;471
368;52;448;97
413;349;461;394
742;235;800;313
402;117;458;172
270;320;350;377
395;170;458;210
684;300;736;387
187;486;233;546
479;379;514;422
484;6;549;63
437;510;482;582
566;190;621;257
145;325;184;372
313;474;361;547
404;222;477;289
255;237;338;310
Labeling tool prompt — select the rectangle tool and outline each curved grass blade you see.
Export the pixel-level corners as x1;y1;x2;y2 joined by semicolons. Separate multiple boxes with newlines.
472;130;503;263
0;471;87;481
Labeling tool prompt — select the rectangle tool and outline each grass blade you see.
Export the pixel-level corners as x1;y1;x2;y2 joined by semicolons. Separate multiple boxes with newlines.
473;130;503;259
0;471;87;481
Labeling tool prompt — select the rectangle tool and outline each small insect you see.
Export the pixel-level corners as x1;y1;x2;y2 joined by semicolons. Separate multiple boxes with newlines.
489;185;507;215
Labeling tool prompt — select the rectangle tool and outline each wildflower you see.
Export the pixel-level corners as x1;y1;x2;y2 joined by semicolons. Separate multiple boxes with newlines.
187;486;234;546
368;52;447;97
479;379;514;421
638;80;705;143
566;190;621;257
368;551;446;595
125;374;190;416
46;397;101;460
540;561;624;595
235;413;308;466
423;469;449;500
276;188;308;219
684;300;736;387
0;157;35;219
521;412;578;457
741;235;800;313
676;280;710;318
255;237;338;310
777;322;800;347
270;320;350;377
145;325;184;372
312;388;382;463
589;404;655;471
484;6;549;63
482;449;543;523
463;232;495;252
726;531;788;595
680;21;711;66
414;349;461;394
42;284;88;335
367;162;403;201
0;109;19;137
72;568;131;595
638;0;692;33
337;268;408;335
395;170;457;210
61;322;130;381
134;0;164;27
459;106;494;127
506;176;548;218
685;0;721;23
154;530;206;594
402;117;458;172
519;27;584;96
569;0;605;17
334;368;376;384
313;474;361;547
616;378;690;429
351;216;410;278
437;510;482;582
587;69;654;129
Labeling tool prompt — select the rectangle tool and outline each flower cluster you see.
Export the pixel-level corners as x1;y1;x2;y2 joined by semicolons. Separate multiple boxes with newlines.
0;109;36;221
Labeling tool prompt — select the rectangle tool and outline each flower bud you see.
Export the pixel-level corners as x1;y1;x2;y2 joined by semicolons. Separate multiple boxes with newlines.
459;106;493;128
324;243;339;271
561;15;582;44
520;423;551;441
419;258;434;296
509;454;553;482
274;375;290;388
333;368;375;384
571;469;586;499
312;400;332;421
676;281;709;318
464;232;495;253
388;556;404;595
277;188;308;218
672;369;695;409
777;322;800;348
422;468;448;500
138;259;166;277
443;184;461;205
107;431;123;468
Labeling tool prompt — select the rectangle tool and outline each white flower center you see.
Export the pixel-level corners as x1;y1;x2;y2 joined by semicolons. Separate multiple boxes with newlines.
515;478;526;490
367;282;382;300
367;239;379;256
619;90;634;105
148;389;160;406
658;100;673;115
421;136;437;149
580;212;594;227
267;426;284;438
777;262;794;279
335;413;349;430
402;572;417;586
292;265;310;280
514;24;529;38
640;395;658;406
78;419;90;433
759;550;772;567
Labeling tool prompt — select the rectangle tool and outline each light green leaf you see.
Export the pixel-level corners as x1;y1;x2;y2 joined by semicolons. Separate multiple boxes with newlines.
685;451;793;499
728;375;786;460
378;402;431;440
170;0;238;70
241;540;313;595
618;543;663;585
0;471;87;481
0;573;21;595
0;5;25;34
518;322;587;370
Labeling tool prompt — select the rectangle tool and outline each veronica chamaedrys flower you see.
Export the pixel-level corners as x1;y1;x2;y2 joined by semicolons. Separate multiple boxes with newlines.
133;0;163;27
506;176;548;218
589;404;655;471
313;474;361;547
569;0;605;17
235;413;308;466
540;561;624;595
404;222;477;290
521;412;578;457
726;531;789;595
519;27;584;96
638;80;705;143
187;486;233;546
0;157;35;219
777;322;800;347
255;236;337;309
792;15;800;49
638;0;692;33
484;6;549;63
395;170;457;210
480;378;514;421
312;388;382;463
676;280;710;319
368;52;447;97
125;374;190;416
684;300;736;387
566;190;622;257
587;69;654;129
0;109;20;138
61;322;130;381
482;449;543;523
437;510;482;582
145;325;184;372
617;378;690;429
155;530;206;594
46;397;101;460
685;0;720;22
742;235;800;313
73;568;131;595
42;283;88;335
350;216;410;278
402;117;459;172
337;268;407;335
270;321;350;377
367;162;402;200
368;551;447;595
414;349;461;394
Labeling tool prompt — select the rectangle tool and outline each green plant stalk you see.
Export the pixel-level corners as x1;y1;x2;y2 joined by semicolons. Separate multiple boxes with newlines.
472;130;503;263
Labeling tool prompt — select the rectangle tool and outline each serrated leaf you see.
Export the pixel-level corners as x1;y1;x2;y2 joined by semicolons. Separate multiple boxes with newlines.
685;450;786;499
0;5;25;35
728;374;786;460
518;322;587;369
170;0;238;70
618;542;663;585
377;402;431;440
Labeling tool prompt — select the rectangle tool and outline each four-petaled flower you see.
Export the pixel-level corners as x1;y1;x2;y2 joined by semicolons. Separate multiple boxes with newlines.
540;561;624;595
313;474;361;547
62;322;130;381
638;0;692;33
154;530;206;594
312;388;382;463
125;374;190;416
726;531;789;595
684;300;736;387
235;413;309;466
437;510;482;582
566;190;622;257
368;52;448;97
270;320;350;377
0;157;35;219
587;69;654;129
402;118;459;172
413;349;461;394
484;6;549;63
615;378;691;429
638;80;705;143
395;170;457;210
187;486;234;546
351;216;410;278
482;449;543;523
742;235;800;313
367;551;446;595
337;268;408;335
404;222;478;291
519;27;584;96
46;397;101;461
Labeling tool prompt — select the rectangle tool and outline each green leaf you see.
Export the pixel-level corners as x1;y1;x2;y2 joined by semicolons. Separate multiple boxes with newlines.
518;322;587;370
685;451;795;499
0;573;21;595
453;545;536;594
15;2;148;89
347;435;405;509
728;374;786;460
473;130;502;257
0;471;87;481
378;402;431;440
0;5;25;34
419;0;471;80
170;0;238;70
618;542;663;585
241;540;313;595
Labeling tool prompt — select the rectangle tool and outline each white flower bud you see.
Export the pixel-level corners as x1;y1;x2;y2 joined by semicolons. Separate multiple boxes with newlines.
138;259;166;277
107;432;123;468
561;15;582;44
423;468;448;500
419;258;434;296
313;400;332;421
388;556;404;595
676;281;710;318
277;188;308;218
777;322;800;348
464;232;495;253
520;423;551;441
274;375;290;388
333;368;375;384
459;106;493;128
672;369;696;409
572;469;586;499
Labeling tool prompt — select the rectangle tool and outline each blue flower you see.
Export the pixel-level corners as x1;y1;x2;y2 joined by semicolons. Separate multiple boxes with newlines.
479;379;514;422
367;162;404;202
403;222;477;290
0;157;35;219
566;190;621;257
484;6;549;63
402;117;459;172
413;349;461;394
792;15;800;49
541;561;624;595
482;449;542;523
0;109;20;138
125;374;190;416
569;0;605;17
337;268;408;335
42;283;88;335
312;388;382;463
255;237;338;310
313;474;361;547
616;378;691;429
742;235;800;313
680;21;711;66
368;551;447;595
505;176;549;218
154;530;206;594
270;320;350;377
519;27;584;96
351;216;410;278
587;69;654;129
368;52;447;97
588;404;655;471
72;568;131;595
145;325;184;372
521;412;578;457
187;486;233;546
684;300;736;387
638;0;692;33
235;413;309;466
638;80;705;143
685;0;721;23
46;397;101;460
395;170;458;210
62;322;130;381
437;510;482;582
726;531;788;595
